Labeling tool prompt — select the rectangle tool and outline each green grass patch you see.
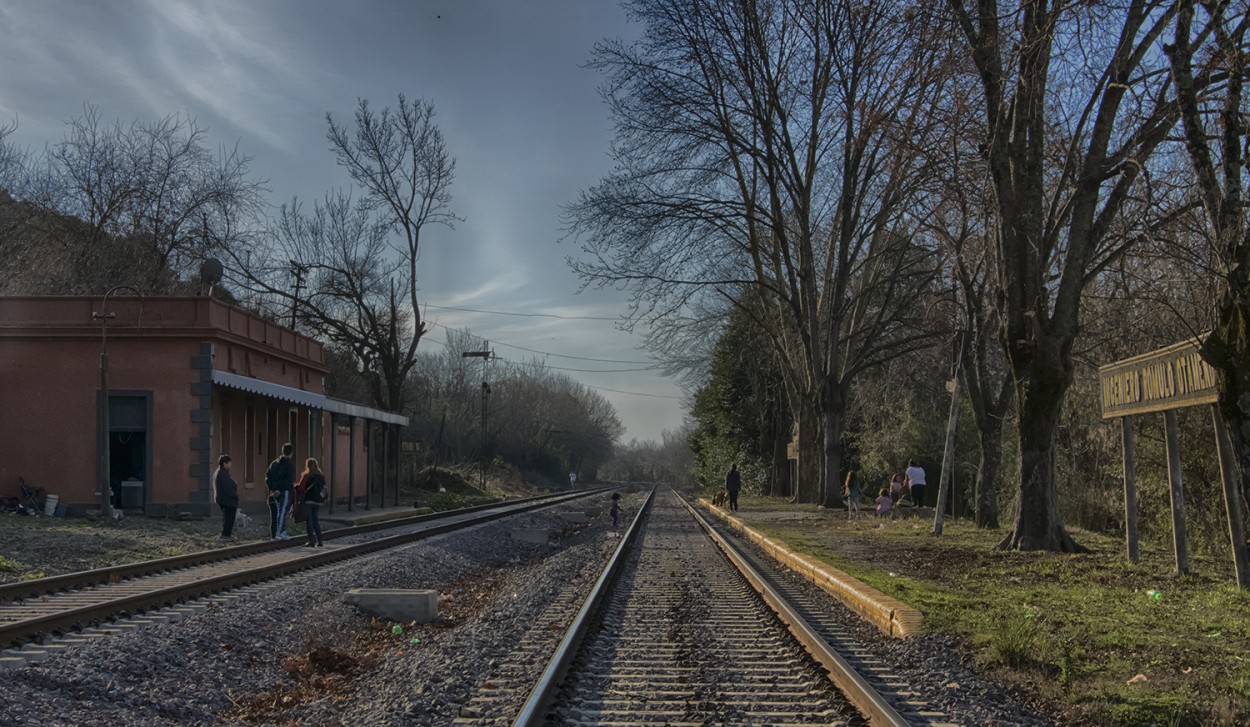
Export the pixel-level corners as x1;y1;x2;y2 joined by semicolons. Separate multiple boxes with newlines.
734;495;1250;726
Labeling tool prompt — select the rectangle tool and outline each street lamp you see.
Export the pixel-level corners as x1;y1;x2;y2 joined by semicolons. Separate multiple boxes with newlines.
461;345;492;490
94;286;143;519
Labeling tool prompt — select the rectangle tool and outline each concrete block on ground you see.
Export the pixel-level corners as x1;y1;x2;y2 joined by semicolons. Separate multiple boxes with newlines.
344;589;439;623
557;511;588;524
510;529;550;545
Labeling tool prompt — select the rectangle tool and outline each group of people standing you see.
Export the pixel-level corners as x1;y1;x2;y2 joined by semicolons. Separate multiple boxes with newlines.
211;442;329;546
844;459;927;518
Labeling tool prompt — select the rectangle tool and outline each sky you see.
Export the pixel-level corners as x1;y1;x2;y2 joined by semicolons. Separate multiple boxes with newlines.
0;0;690;441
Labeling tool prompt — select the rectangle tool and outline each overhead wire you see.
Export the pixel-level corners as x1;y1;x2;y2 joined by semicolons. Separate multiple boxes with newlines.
417;303;684;399
428;322;655;365
422;302;619;321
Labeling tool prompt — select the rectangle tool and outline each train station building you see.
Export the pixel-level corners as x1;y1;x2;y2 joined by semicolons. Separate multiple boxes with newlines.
0;296;407;517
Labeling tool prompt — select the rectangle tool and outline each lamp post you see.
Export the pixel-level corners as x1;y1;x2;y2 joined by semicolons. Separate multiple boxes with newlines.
94;286;143;519
461;345;492;490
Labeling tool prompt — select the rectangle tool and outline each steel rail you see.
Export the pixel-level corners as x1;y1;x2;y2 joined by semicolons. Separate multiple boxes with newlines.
0;490;602;648
510;487;656;727
678;493;911;727
0;490;602;605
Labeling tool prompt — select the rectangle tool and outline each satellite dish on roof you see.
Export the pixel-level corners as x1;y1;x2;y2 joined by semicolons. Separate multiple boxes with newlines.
200;258;224;296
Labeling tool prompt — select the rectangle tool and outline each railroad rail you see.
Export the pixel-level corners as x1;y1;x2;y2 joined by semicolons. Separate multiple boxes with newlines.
520;488;869;725
447;489;891;725
464;488;963;727
0;489;600;648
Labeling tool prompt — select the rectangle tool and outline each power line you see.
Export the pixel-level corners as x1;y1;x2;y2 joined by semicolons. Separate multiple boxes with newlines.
422;337;659;373
423;302;619;321
430;322;654;364
586;385;684;400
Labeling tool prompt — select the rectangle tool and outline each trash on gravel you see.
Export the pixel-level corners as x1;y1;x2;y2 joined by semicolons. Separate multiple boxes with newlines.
1145;589;1162;600
1127;674;1149;685
391;625;404;635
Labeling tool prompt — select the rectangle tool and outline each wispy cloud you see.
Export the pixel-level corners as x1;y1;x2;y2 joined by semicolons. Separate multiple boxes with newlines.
137;0;326;153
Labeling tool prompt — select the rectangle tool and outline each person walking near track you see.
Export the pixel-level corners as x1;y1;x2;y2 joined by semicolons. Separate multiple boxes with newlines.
725;464;742;512
214;454;239;540
265;443;296;540
296;458;327;547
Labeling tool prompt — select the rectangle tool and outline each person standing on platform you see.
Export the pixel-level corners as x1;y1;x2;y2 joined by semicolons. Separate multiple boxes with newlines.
214;454;239;541
844;469;861;518
725;464;742;512
266;443;296;540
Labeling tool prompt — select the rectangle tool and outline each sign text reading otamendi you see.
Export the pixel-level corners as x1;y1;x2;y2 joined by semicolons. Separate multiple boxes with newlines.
1099;339;1219;419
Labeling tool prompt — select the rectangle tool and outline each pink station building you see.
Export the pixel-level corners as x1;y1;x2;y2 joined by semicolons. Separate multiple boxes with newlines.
0;296;407;517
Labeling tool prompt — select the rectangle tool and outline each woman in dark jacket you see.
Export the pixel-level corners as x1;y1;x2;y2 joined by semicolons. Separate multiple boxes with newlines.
296;458;327;547
214;454;240;540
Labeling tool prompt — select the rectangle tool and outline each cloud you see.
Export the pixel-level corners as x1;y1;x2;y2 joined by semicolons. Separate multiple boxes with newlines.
137;0;326;153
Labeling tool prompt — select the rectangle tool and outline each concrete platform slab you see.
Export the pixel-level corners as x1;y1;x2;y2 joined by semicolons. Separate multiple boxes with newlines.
511;529;550;544
344;588;439;623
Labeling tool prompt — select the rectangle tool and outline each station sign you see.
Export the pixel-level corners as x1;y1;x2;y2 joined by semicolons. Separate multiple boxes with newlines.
1099;338;1219;418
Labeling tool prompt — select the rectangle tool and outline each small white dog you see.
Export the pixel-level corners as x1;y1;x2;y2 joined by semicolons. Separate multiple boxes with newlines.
234;510;252;530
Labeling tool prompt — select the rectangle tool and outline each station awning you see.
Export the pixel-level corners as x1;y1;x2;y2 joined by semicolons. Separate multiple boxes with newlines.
211;370;408;426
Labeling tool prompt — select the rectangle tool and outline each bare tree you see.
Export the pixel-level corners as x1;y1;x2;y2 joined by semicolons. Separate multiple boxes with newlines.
326;95;459;367
1166;0;1250;582
254;192;420;413
570;0;948;506
923;107;1014;528
1;106;264;294
241;96;456;418
947;0;1203;550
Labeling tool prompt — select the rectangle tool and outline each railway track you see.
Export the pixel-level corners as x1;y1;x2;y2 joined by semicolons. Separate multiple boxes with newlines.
448;489;909;725
0;490;599;650
450;488;965;727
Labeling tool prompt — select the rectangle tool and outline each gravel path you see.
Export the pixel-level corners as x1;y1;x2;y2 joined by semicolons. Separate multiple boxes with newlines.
0;493;634;726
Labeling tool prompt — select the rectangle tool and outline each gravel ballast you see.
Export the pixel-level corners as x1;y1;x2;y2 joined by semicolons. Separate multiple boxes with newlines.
3;491;1053;726
0;495;630;726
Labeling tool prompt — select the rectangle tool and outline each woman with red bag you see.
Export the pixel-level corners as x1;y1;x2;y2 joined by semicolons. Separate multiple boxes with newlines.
295;458;328;547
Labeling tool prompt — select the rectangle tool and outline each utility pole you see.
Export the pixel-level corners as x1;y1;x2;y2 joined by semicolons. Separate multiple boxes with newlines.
461;344;492;490
94;285;143;520
289;260;308;329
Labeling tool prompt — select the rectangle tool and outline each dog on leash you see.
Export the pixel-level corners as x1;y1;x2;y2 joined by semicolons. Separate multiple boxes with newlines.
712;489;728;507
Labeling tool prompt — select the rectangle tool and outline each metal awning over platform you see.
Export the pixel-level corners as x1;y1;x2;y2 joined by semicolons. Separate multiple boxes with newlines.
211;370;407;426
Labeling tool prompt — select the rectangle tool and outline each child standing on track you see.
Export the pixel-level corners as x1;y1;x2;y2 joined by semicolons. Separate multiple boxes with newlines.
610;492;622;530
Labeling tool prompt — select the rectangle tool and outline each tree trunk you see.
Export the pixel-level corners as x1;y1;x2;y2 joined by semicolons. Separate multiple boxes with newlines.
1206;327;1250;530
793;399;822;504
998;356;1086;552
974;416;1004;528
771;434;791;498
820;384;845;510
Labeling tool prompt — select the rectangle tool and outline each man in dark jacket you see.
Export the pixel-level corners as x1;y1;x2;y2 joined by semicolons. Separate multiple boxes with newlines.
266;443;295;540
214;454;239;540
725;464;742;512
